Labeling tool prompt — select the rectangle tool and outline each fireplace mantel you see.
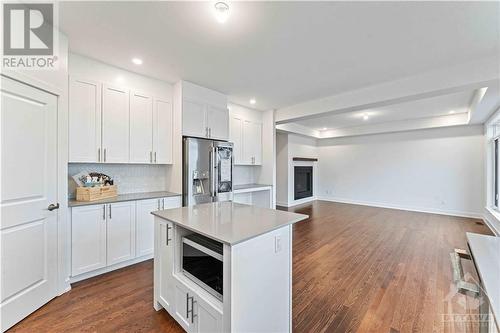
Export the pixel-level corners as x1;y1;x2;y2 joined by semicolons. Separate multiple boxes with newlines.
292;157;318;162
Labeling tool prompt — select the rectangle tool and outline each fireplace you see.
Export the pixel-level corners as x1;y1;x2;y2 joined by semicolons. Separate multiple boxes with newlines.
294;166;313;200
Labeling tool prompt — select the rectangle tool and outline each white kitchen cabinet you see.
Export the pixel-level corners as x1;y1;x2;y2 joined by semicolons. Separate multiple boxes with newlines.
136;199;159;257
102;84;130;163
182;99;207;138
130;91;153;163
153;98;173;164
174;281;196;332
206;105;229;140
192;293;223;333
229;116;243;164
230;115;262;165
71;205;107;276
69;77;102;163
155;220;175;314
106;201;136;266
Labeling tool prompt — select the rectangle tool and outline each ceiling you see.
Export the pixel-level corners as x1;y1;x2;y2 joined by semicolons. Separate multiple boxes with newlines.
59;1;499;111
295;89;477;131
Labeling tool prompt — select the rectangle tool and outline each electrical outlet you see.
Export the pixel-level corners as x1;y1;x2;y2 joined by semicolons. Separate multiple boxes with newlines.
275;235;282;253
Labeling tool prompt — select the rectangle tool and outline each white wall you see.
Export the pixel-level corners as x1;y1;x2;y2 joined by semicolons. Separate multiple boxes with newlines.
316;125;485;218
276;133;288;205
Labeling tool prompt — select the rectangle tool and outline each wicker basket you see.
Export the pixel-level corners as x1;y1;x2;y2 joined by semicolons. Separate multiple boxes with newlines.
76;185;117;202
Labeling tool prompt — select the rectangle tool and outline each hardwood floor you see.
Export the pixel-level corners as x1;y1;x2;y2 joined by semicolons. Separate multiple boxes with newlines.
9;201;493;332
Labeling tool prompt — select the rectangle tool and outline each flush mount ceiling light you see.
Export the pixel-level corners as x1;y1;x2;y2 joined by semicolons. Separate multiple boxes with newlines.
131;58;143;65
363;113;369;120
249;98;256;105
449;110;456;114
321;127;328;131
214;2;230;23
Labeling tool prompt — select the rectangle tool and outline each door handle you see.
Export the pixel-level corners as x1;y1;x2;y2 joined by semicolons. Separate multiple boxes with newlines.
47;203;59;211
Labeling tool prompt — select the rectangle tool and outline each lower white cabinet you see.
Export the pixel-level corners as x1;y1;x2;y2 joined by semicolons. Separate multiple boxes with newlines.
106;201;136;265
71;205;107;276
71;196;181;279
172;278;222;333
156;219;175;313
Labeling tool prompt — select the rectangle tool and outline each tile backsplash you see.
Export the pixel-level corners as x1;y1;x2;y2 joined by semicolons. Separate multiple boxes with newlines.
68;163;168;198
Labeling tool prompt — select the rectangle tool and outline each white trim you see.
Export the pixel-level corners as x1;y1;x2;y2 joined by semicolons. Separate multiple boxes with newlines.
483;207;500;236
69;254;153;283
316;196;483;219
277;196;317;208
233;185;272;194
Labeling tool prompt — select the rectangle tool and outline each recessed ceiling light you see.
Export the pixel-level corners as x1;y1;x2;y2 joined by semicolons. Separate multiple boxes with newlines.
214;2;230;23
449;110;456;114
322;127;328;131
132;58;143;65
249;98;256;105
363;113;369;120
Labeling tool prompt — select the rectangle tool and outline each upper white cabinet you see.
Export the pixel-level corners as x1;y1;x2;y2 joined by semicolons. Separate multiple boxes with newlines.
102;85;130;163
69;77;173;164
178;81;228;140
69;77;102;163
229;109;262;166
130;91;153;163
153;99;173;164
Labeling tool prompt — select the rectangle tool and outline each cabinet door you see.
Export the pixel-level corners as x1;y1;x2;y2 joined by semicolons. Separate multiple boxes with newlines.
136;199;160;257
243;121;262;165
102;84;130;163
130;91;153;163
229;116;243;165
182;99;206;138
174;281;196;332
71;205;106;276
193;295;223;333
106;201;136;265
153;99;173;164
69;77;101;162
206;105;228;140
157;221;174;313
163;196;182;210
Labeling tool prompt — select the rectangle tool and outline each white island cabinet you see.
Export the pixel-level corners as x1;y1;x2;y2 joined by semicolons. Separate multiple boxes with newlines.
153;201;308;333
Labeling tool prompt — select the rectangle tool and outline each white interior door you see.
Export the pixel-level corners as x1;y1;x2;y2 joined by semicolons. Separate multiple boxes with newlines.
130;92;153;163
206;105;228;140
102;84;130;163
1;76;58;331
68;77;101;162
153;99;173;164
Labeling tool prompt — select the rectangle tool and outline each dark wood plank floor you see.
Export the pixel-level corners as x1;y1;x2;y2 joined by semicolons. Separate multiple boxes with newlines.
9;201;493;332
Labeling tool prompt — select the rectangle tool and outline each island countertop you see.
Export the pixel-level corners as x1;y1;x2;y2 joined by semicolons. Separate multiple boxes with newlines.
151;201;308;245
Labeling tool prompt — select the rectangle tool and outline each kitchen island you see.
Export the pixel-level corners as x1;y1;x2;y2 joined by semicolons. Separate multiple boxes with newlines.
152;201;308;333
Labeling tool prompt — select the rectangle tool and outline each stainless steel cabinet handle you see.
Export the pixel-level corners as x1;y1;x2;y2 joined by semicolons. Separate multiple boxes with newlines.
166;224;172;246
154;152;157;163
205;127;208;138
208;128;211;138
47;203;59;211
187;294;194;321
103;205;106;220
191;299;197;323
150;151;153;163
103;148;107;162
108;204;112;219
162;198;165;210
98;148;101;162
157;199;161;210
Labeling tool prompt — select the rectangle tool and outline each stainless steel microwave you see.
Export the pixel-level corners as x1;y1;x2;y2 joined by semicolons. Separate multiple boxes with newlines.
182;233;223;301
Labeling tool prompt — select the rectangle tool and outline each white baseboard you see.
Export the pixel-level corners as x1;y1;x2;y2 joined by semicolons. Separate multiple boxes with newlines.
69;254;153;284
316;196;483;219
276;196;317;208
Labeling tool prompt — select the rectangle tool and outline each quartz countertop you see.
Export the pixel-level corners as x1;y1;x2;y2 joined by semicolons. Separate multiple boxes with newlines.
69;191;181;207
466;232;500;327
233;184;272;192
152;201;308;245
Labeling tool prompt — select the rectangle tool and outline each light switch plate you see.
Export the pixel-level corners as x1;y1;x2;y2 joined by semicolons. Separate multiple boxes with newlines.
275;235;282;253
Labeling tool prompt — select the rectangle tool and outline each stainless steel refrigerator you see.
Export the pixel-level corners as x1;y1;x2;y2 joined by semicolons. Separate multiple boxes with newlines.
182;137;233;206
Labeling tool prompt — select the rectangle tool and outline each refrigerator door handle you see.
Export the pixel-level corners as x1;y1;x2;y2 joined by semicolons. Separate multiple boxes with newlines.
210;146;216;198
